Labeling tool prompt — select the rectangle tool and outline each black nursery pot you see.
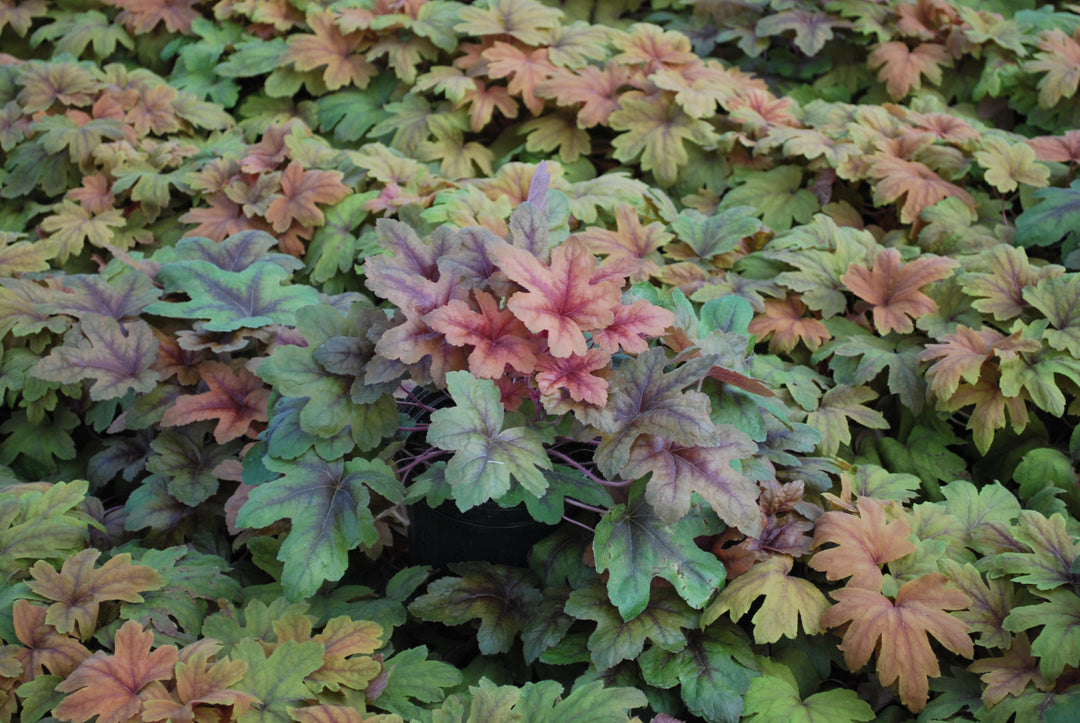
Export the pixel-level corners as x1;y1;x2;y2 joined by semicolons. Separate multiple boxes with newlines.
408;499;552;568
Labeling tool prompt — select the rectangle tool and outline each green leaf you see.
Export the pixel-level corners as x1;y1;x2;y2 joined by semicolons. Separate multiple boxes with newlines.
428;371;552;511
1014;447;1080;513
720;166;819;232
805;385;888;457
235;452;397;600
1002;588;1080;680
233;638;325;723
638;623;758;723
1022;274;1080;357
145;260;320;332
372;646;463;719
593;479;726;619
0;479;90;579
516;679;647;722
818;319;926;412
0;408;79;473
408;562;542;655
991;511;1078;590
671;206;763;259
520;587;574;664
743;671;874;722
1014;180;1080;249
145;424;241;507
564;584;696;670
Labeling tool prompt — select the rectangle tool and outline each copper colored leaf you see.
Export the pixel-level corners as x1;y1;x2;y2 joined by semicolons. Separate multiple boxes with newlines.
482;42;556;115
841;248;958;334
141;641;254;721
868;156;976;225
424;291;538;378
809;497;916;591
868;41;951;99
968;633;1049;708
30;316;160;401
576;205;669;283
12;599;90;681
1025;28;1080;108
160;361;270;443
821;573;973;712
265;161;350;234
27;549;164;640
494;237;621;358
53;620;179;723
748;294;831;354
283;11;374;90
591;300;675;355
1027;129;1080;164
536;63;631;128
534;347;610;407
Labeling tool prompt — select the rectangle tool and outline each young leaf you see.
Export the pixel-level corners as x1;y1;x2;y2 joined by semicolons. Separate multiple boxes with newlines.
702;556;828;644
967;633;1048;708
424;291;539;378
11;599;91;680
841;248;958;335
408;562;542;655
867;156;976;225
576;205;669;283
822;573;973;712
975;136;1051;193
282;11;374;90
53;621;178;723
809;497;916;591
868;41;951;99
264;161;350;234
235;453;396;600
27;550;164;641
594;480;726;619
141;641;254;722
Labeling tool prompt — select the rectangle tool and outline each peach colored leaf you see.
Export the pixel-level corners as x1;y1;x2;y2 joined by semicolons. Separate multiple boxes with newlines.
576;205;669;283
265;161;350;233
454;0;562;46
288;705;366;723
425;291;539;378
457;80;518;132
917;326;1000;399
610;22;697;70
841;248;958;334
53;620;178;723
940;368;1030;455
283;11;374;90
494;237;622;358
141;641;253;722
748;294;831;354
1024;28;1080;108
535;63;631;128
821;573;972;713
105;0;199;34
1026;129;1080;164
12;599;90;682
27;549;164;640
809;497;915;591
482;42;556;115
591;300;674;355
968;633;1049;708
534;347;610;407
868;155;976;224
868;41;951;99
160;360;270;443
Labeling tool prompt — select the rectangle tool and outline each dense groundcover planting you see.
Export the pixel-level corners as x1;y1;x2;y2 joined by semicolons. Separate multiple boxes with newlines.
1;0;1080;720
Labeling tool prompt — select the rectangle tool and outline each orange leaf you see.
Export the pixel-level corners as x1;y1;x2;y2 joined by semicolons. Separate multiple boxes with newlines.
591;300;675;355
12;600;90;682
968;633;1049;707
748;294;831;353
482;42;557;116
53;620;178;723
160;360;270;443
27;549;164;640
868;41;951;100
534;347;611;407
841;247;958;334
106;0;199;34
536;63;632;128
457;80;519;132
576;205;669;283
141;640;254;722
1027;129;1080;164
283;11;375;90
424;290;539;379
809;497;916;591
265;161;350;233
822;573;973;712
867;155;975;224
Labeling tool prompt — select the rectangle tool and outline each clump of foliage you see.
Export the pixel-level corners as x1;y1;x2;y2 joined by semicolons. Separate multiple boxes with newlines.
1;0;1079;721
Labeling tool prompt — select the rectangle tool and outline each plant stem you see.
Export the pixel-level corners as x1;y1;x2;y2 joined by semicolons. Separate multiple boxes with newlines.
562;515;596;534
563;497;609;515
546;448;630;487
397;447;449;480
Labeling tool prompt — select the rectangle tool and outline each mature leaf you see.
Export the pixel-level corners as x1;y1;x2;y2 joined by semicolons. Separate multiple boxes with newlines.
536;63;631;129
621;429;762;535
975;136;1051;193
868;41;951;99
455;0;562;45
968;633;1048;708
1022;274;1080;356
719;166;818;232
868;156;976;225
584;348;719;479
822;574;973;712
31;317;160;401
809;497;916;591
577;205;668;283
40;202;126;264
283;11;373;90
11;599;90;680
841;248;957;335
962;244;1064;321
743;670;874;723
1002;588;1080;680
609;92;719;187
638;623;757;723
53;621;178;723
514;679;645;722
594;480;726;619
424;291;538;378
940;560;1019;649
141;640;254;721
703;556;828;644
1014;180;1080;249
991;511;1078;591
409;563;542;655
0;480;90;579
373;646;462;719
265;161;350;234
146;260;320;332
27;550;163;640
161;361;270;443
231;638;324;723
428;371;551;509
750;294;831;354
1025;28;1080;107
805;385;888;457
236;453;396;600
144;424;241;507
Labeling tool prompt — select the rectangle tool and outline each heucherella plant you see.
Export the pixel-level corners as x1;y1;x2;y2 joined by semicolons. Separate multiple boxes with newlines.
0;0;1079;721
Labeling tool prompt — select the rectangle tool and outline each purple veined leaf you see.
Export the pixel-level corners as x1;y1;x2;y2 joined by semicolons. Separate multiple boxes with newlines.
168;230;305;273
526;160;550;212
43;273;161;323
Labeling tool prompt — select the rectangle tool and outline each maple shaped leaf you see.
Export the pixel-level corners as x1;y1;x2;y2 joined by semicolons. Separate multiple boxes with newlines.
742;667;874;723
868;155;976;225
805;384;888;457
236;452;396;600
755;9;843;56
1027;129;1080;164
940;366;1030;455
609;92;719;187
521;112;592;163
968;633;1049;708
960;244;1063;321
720;166;819;232
482;42;556;115
918;325;1039;400
427;371;551;509
409;562;542;655
749;294;831;353
146;259;320;332
230;637;325;721
0;479;90;579
283;10;374;90
493;237;621;358
40;201;127;264
0;231;50;276
990;511;1078;591
454;0;562;46
160;361;270;443
974;136;1051;193
53;620;178;723
535;63;632;128
622;431;762;535
822;573;973;712
141;640;254;721
1014;180;1080;250
424;291;539;378
456;79;519;133
27;549;164;640
868;41;951;99
564;584;696;670
591;301;675;355
534;347;610;407
1022;273;1080;357
594;479;727;619
584;348;719;479
304;615;383;693
31;316;160;401
1025;28;1080;108
45;273;161;324
576;205;669;283
264;161;350;235
841;247;958;334
11;599;91;681
940;560;1019;650
809;497;916;591
703;555;828;644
